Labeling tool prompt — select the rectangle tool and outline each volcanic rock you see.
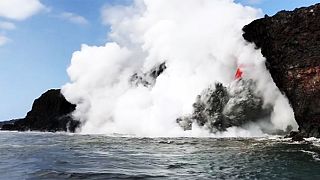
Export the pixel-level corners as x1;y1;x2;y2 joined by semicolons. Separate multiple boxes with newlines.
1;89;79;132
177;79;272;132
243;3;320;137
0;119;20;129
285;131;305;141
130;62;166;87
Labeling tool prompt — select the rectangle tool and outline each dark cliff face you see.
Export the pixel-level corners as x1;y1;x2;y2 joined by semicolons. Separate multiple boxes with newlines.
243;4;320;137
1;89;79;132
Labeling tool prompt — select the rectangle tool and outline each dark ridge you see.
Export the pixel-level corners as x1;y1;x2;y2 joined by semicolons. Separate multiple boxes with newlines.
1;89;79;132
0;119;20;129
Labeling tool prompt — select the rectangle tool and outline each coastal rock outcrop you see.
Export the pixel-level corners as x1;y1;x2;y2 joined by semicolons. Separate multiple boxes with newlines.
0;119;19;129
177;79;272;132
243;4;320;137
1;89;79;132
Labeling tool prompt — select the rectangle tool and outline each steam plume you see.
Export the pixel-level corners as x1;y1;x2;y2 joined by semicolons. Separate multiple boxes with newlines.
62;0;298;137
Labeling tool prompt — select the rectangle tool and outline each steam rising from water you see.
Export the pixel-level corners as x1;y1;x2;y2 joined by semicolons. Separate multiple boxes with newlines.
62;0;298;137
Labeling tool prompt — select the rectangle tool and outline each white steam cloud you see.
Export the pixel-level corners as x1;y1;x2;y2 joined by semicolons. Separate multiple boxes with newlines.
62;0;298;137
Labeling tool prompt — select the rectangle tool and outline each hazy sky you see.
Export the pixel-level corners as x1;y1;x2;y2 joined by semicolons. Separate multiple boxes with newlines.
0;0;319;121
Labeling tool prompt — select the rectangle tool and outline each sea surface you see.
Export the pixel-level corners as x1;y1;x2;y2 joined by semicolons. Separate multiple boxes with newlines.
0;131;319;180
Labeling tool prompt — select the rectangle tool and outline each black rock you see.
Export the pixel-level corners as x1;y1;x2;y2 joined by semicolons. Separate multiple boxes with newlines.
130;62;166;87
285;131;306;141
1;89;79;132
243;3;320;138
0;119;19;129
177;79;272;132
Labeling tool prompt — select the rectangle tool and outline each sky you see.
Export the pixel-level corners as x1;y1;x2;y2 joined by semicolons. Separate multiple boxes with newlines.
0;0;319;121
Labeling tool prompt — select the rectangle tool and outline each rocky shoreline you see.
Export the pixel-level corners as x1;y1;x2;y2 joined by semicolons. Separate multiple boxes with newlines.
1;4;319;139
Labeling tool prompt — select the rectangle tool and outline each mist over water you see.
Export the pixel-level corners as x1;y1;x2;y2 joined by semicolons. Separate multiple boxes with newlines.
62;0;298;137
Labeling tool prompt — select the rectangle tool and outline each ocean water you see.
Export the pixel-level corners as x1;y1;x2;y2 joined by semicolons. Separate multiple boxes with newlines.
0;131;319;180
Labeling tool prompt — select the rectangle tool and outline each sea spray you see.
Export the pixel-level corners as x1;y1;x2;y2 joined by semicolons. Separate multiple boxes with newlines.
62;0;298;136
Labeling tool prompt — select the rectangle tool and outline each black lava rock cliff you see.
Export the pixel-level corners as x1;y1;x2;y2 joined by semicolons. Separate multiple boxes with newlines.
1;89;79;132
243;4;320;137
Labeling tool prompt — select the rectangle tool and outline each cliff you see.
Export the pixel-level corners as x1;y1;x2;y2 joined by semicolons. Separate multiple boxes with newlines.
243;4;320;137
1;89;79;132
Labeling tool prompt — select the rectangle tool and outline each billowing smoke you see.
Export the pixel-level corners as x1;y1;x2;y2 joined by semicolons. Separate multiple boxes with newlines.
62;0;298;137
